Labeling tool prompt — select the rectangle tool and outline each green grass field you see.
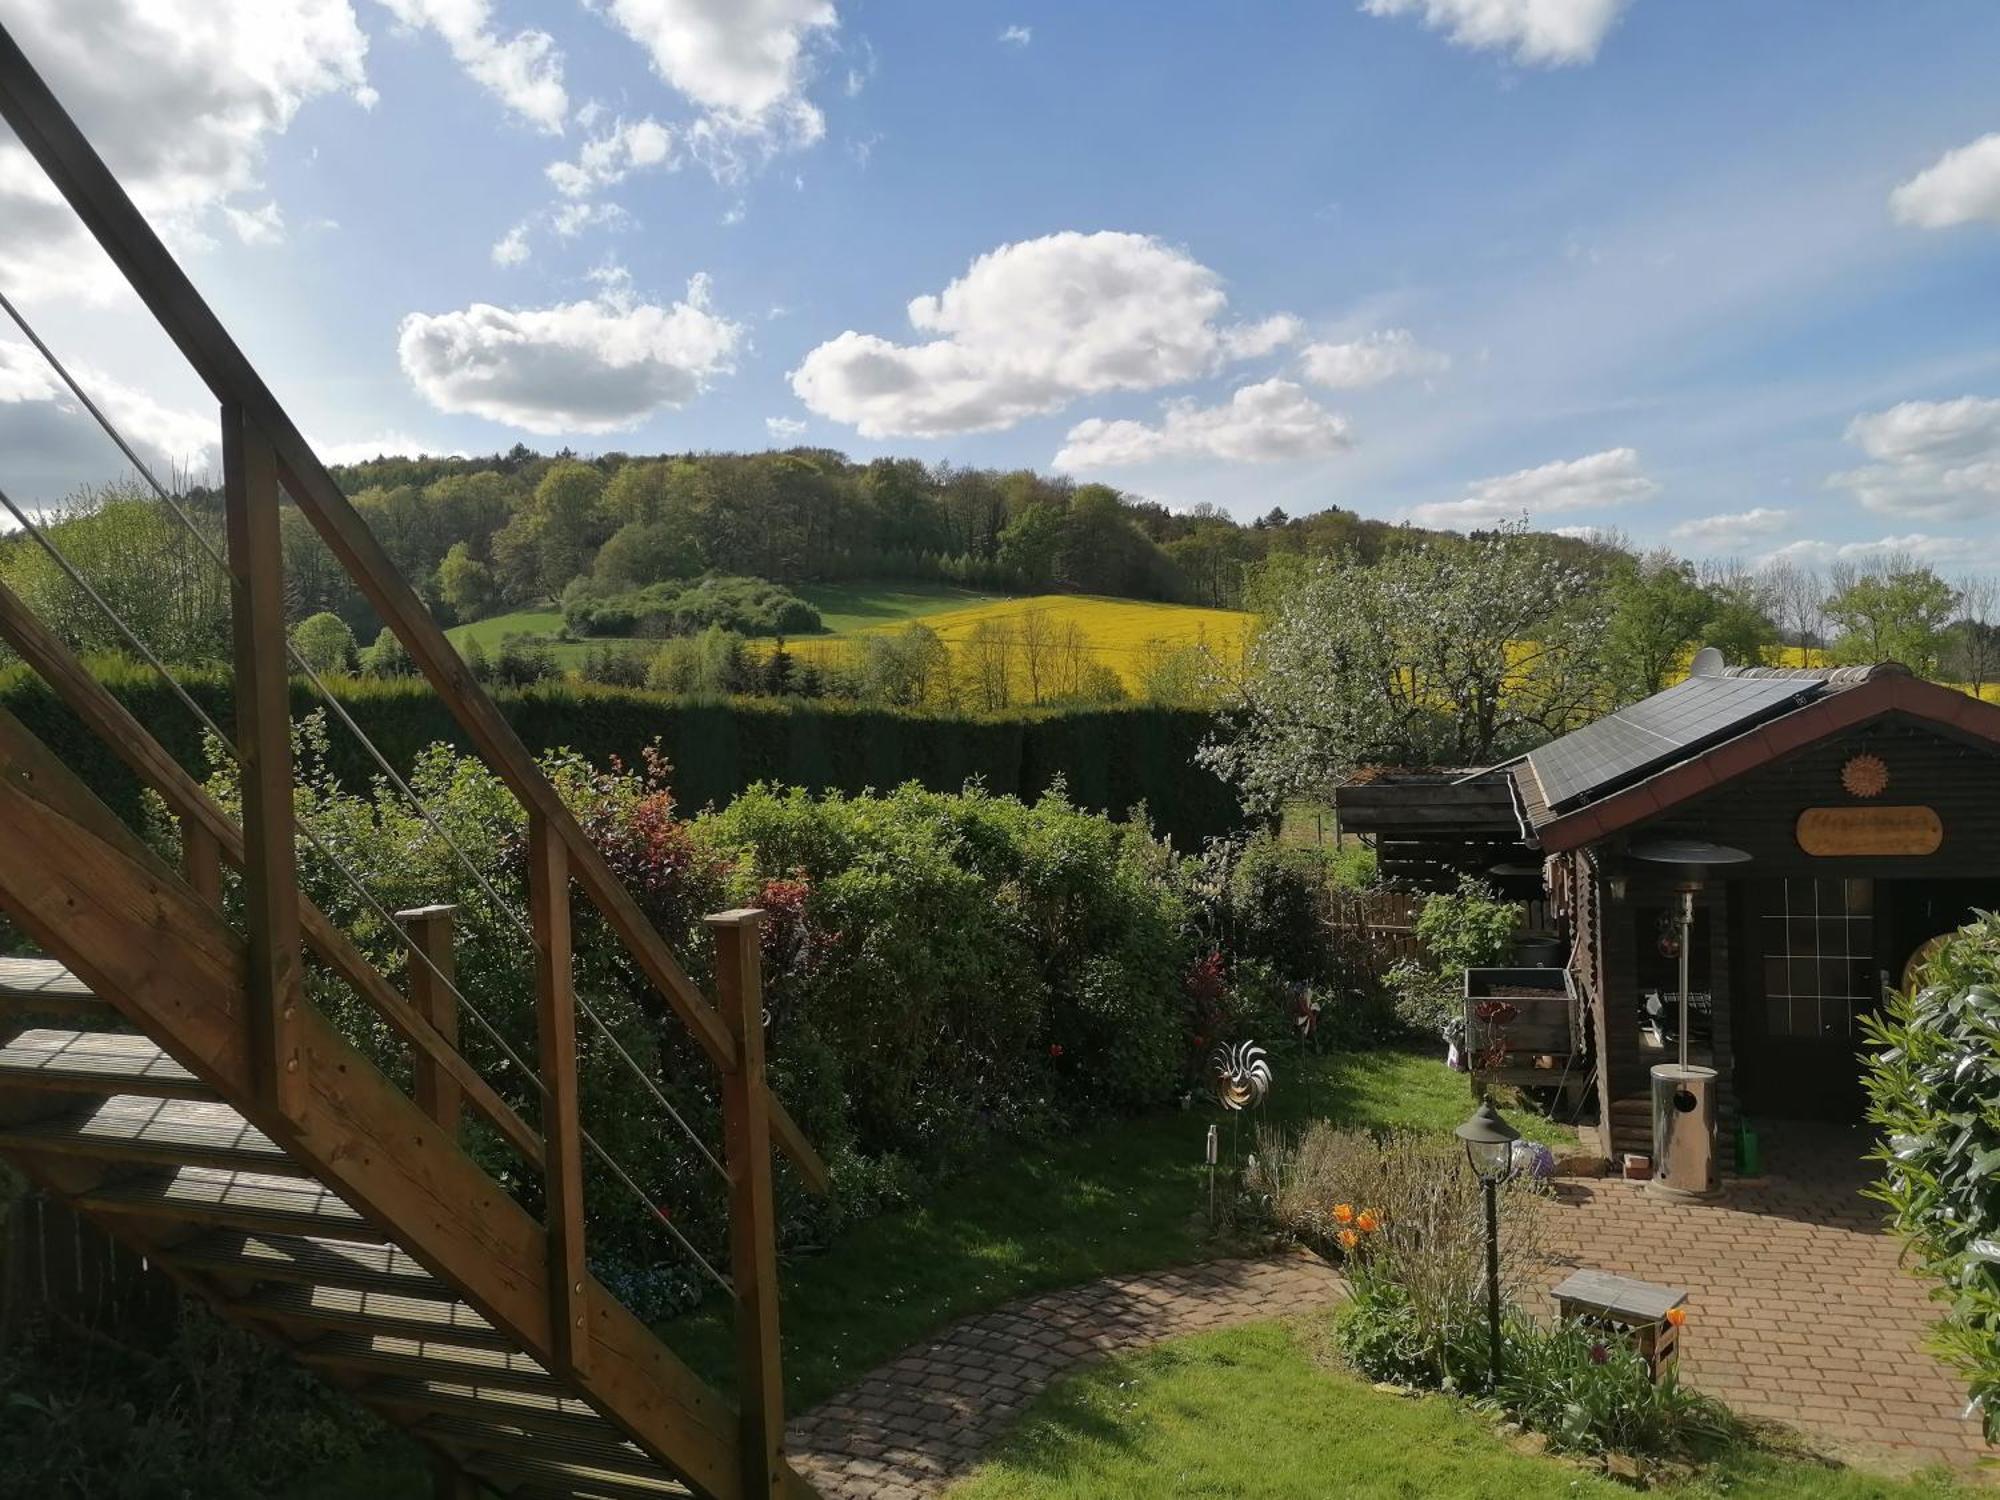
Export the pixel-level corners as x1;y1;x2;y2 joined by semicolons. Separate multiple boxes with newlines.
793;580;1008;633
286;1048;1562;1496
950;1319;1979;1500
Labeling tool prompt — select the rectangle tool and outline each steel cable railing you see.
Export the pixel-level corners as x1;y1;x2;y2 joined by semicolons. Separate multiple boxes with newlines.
0;476;732;1292
0;288;728;1192
0;303;735;1288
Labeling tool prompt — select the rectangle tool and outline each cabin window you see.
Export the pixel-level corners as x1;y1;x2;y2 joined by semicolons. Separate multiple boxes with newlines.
1760;878;1874;1039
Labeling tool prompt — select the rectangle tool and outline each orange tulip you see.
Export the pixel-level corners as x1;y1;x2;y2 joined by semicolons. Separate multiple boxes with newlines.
1664;1306;1687;1328
1356;1210;1381;1234
1337;1228;1359;1250
1333;1203;1354;1224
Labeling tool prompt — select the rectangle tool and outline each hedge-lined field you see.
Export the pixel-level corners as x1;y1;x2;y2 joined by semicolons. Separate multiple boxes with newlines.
0;664;1243;848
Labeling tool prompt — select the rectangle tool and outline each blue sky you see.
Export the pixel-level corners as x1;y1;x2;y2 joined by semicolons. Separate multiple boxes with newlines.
5;0;2000;571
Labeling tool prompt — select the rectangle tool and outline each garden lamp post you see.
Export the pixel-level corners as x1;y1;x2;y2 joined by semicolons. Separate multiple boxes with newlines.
1456;1097;1519;1390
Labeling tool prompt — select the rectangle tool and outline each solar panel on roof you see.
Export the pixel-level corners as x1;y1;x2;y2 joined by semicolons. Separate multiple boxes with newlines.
1528;675;1819;811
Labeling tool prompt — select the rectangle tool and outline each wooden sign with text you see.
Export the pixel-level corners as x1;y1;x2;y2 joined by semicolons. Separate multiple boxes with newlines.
1796;805;1942;857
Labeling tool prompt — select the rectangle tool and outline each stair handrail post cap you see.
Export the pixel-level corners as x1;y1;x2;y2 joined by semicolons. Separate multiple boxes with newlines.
705;908;769;931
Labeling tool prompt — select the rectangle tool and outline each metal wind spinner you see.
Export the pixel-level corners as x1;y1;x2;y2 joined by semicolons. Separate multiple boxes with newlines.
1211;1040;1272;1112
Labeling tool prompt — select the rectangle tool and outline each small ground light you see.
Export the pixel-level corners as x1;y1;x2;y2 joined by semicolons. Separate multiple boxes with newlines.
1456;1097;1520;1388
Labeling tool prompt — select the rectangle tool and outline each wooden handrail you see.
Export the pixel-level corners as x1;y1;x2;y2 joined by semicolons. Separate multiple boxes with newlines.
0;577;546;1169
0;23;827;1193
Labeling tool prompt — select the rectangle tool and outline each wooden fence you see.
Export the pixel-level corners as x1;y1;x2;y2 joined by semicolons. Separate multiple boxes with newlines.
0;1190;175;1349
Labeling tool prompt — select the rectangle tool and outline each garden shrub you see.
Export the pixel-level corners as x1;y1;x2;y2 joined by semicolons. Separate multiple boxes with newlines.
1864;910;2000;1440
1494;1315;1738;1459
1248;1123;1545;1391
1382;876;1521;1044
1413;875;1519;972
193;725;1204;1316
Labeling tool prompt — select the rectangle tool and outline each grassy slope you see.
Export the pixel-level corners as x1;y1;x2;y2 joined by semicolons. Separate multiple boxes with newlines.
792;580;1008;633
950;1319;1978;1500
287;1048;1560;1496
661;1049;1565;1410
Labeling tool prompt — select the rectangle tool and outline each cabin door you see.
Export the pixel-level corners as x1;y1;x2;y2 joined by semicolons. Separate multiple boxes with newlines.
1735;878;1877;1121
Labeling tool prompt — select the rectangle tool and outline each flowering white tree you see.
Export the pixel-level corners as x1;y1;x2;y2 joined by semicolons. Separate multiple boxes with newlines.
1202;521;1607;810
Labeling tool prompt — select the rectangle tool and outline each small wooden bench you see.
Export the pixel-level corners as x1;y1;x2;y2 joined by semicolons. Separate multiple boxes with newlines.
1552;1269;1688;1379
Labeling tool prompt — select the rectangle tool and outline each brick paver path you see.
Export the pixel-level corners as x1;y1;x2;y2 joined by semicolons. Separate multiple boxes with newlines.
1540;1120;1994;1471
785;1253;1344;1499
789;1122;1995;1498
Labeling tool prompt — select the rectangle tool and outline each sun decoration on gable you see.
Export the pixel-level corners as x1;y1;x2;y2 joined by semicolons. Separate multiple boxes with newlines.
1841;753;1889;799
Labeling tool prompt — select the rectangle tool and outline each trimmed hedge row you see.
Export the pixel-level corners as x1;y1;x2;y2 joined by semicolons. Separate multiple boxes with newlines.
0;666;1243;847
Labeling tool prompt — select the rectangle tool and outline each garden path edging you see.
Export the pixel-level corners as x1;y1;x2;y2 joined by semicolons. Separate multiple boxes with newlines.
784;1250;1346;1500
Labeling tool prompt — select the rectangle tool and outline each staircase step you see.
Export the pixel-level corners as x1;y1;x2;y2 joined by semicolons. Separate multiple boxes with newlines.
167;1229;449;1299
366;1378;616;1443
0;1029;208;1098
421;1416;662;1483
79;1165;378;1242
241;1281;509;1349
464;1449;693;1498
0;1095;293;1173
302;1330;559;1394
0;957;117;1022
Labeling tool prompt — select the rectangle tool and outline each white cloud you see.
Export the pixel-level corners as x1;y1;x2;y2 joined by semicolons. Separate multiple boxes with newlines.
999;24;1032;46
594;0;836;152
223;200;287;246
491;223;531;266
1298;329;1450;389
1668;506;1793;551
0;0;372;303
1763;534;1967;568
315;430;465;465
1054;380;1351;470
1830;396;2000;521
1360;0;1631;66
397;271;742;434
1409;446;1658;529
374;0;566;133
790;231;1301;438
1890;134;2000;230
546;116;677;196
0;339;214;499
551;201;629;237
765;415;808;440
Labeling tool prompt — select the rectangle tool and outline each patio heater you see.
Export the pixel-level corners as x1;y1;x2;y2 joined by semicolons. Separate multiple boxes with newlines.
1628;837;1750;1199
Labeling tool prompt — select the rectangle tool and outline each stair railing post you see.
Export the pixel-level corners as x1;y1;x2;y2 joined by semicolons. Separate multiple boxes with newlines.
708;907;784;1500
396;903;462;1141
528;813;589;1375
222;401;306;1119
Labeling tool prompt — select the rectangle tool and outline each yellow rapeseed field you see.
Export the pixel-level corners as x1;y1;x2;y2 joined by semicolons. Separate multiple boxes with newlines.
785;593;1255;691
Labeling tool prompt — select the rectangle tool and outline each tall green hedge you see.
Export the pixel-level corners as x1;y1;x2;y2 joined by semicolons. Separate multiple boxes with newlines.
0;664;1243;848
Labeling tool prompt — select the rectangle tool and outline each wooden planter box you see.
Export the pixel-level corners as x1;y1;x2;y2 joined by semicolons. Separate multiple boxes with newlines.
1464;966;1585;1108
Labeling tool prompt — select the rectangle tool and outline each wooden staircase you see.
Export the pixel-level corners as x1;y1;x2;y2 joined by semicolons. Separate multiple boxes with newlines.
0;987;695;1497
0;24;829;1500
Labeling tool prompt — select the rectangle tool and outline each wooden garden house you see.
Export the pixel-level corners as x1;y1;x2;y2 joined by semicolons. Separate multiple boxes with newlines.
1337;658;2000;1164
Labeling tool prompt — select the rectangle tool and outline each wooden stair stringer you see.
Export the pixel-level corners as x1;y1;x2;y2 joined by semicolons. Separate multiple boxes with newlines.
0;705;753;1499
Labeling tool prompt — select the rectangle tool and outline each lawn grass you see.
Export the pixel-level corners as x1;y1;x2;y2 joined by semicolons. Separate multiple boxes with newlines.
443;607;564;651
283;1048;1567;1497
661;1047;1566;1409
949;1319;1980;1500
